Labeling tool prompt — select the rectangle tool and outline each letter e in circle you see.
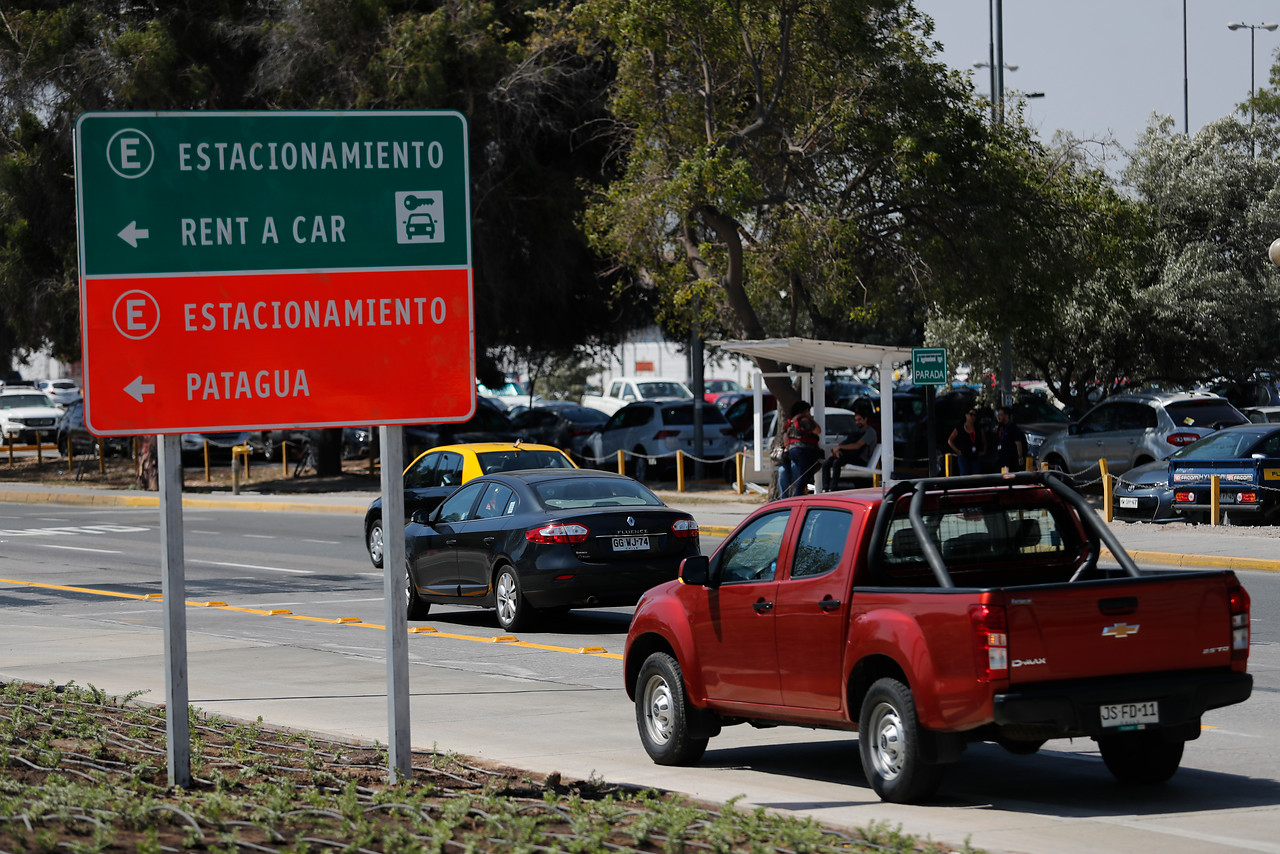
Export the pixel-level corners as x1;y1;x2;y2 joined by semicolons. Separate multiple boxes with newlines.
112;289;160;340
106;128;155;179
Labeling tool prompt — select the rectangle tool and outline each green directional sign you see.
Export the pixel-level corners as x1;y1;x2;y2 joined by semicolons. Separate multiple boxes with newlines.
76;111;470;275
912;347;948;385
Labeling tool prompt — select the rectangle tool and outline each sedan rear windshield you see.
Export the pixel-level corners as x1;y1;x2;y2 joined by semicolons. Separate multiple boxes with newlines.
477;450;574;474
659;404;728;425
1165;400;1247;428
533;477;664;510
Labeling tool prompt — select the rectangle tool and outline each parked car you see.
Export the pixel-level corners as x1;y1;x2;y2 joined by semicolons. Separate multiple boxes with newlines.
1035;391;1247;483
696;378;745;404
404;469;699;630
35;379;81;407
509;402;609;462
181;432;252;458
0;388;62;445
54;398;132;458
1111;458;1179;523
1242;406;1280;424
1209;379;1280;409
717;392;778;437
730;407;860;485
402;397;519;458
364;442;577;567
1170;423;1280;524
583;400;741;482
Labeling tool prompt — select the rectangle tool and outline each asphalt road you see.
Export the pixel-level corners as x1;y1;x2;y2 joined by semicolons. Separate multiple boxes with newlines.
2;500;1279;854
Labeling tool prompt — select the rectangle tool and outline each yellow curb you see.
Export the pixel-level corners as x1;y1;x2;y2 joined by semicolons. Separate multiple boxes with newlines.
1103;549;1280;573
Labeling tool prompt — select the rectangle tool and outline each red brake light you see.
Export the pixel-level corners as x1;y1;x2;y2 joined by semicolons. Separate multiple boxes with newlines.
1237;491;1259;504
1175;491;1195;503
654;430;680;439
526;523;590;544
1229;584;1251;664
671;518;699;539
1166;432;1200;447
969;604;1008;681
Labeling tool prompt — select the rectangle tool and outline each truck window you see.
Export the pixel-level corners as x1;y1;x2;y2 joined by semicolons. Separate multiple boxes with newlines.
791;508;853;579
719;509;790;584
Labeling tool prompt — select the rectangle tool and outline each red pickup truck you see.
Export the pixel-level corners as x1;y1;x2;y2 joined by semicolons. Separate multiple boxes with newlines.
624;472;1253;803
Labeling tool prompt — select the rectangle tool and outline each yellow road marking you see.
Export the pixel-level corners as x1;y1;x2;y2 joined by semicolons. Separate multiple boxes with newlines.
0;577;624;659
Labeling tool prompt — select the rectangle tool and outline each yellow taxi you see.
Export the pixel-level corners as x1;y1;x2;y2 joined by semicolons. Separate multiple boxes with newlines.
364;442;576;566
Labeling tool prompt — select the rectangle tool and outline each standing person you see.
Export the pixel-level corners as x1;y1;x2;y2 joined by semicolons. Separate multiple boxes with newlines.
947;408;986;476
777;400;822;498
993;405;1027;472
822;410;878;491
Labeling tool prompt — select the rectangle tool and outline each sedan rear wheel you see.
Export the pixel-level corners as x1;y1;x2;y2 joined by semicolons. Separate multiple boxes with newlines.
494;566;529;631
367;518;384;568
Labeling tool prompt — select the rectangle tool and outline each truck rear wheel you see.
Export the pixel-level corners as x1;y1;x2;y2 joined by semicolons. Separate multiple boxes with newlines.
858;677;944;803
636;652;708;766
1097;731;1184;785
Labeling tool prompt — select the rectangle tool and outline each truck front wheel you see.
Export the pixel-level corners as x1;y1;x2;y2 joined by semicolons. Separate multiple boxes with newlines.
1097;731;1184;785
636;652;708;766
858;678;944;803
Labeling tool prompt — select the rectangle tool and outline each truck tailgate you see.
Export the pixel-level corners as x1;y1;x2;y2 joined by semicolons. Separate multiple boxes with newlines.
1004;572;1236;684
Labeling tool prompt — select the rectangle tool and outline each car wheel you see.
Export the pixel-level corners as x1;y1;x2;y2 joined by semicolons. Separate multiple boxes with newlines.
635;652;709;766
632;449;651;482
494;565;529;631
406;571;431;620
1097;731;1184;785
858;677;944;804
367;518;384;568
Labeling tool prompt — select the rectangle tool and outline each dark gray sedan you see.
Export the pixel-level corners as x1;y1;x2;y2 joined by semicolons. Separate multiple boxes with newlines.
404;469;700;630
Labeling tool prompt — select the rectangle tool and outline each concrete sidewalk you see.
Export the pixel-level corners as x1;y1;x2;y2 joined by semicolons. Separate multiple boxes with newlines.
2;480;1278;572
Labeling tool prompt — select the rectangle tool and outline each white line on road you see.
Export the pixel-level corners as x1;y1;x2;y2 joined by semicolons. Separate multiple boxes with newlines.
302;539;340;545
38;544;123;554
243;534;277;539
189;559;312;575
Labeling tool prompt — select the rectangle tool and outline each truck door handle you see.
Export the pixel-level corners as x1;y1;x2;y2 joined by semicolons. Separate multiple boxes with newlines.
819;597;841;611
446;538;458;546
752;599;774;613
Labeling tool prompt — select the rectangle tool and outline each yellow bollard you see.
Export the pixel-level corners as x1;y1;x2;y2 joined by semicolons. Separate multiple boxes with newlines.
1098;457;1109;482
1211;474;1221;526
944;453;954;477
675;450;685;492
282;440;289;477
616;449;626;475
232;445;252;480
1025;455;1033;472
735;451;745;495
204;440;211;482
98;438;105;474
1103;473;1114;522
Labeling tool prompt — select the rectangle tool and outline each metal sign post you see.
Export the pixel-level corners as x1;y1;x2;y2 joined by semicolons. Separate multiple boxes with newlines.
157;434;190;787
379;425;410;781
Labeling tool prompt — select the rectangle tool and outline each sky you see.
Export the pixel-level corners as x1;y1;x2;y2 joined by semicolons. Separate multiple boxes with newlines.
914;1;1280;155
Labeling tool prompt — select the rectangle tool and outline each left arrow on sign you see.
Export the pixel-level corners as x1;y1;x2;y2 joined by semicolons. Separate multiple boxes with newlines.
118;221;150;248
124;376;156;403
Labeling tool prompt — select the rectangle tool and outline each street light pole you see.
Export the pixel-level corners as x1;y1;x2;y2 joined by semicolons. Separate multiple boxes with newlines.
1227;21;1279;137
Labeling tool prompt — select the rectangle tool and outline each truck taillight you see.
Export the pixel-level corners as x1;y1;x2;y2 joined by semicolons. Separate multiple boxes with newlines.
1237;491;1260;504
969;604;1008;681
1175;491;1195;503
1229;584;1251;663
671;518;699;539
1166;432;1200;447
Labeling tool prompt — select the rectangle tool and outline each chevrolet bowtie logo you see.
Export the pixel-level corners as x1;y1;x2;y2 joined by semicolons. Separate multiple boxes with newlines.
1102;623;1140;638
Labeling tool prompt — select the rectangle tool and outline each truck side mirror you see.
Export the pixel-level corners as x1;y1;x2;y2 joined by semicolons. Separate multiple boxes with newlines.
679;555;712;587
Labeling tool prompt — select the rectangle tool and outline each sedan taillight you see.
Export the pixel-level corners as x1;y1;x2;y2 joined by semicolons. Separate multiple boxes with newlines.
653;430;680;439
671;518;699;539
526;523;590;544
1166;432;1200;446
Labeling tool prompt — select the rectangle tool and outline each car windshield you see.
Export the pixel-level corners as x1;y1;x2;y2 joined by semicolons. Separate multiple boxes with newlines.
1174;429;1275;459
533;477;664;509
705;380;743;393
1165;400;1247;428
1;394;52;409
659;404;729;425
1013;396;1069;423
476;449;574;473
637;382;693;400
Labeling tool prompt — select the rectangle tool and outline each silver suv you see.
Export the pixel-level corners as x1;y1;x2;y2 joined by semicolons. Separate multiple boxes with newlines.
1035;391;1247;483
584;401;741;482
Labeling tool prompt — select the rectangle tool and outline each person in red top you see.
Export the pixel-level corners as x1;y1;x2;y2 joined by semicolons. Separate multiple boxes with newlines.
777;400;822;498
947;408;987;475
